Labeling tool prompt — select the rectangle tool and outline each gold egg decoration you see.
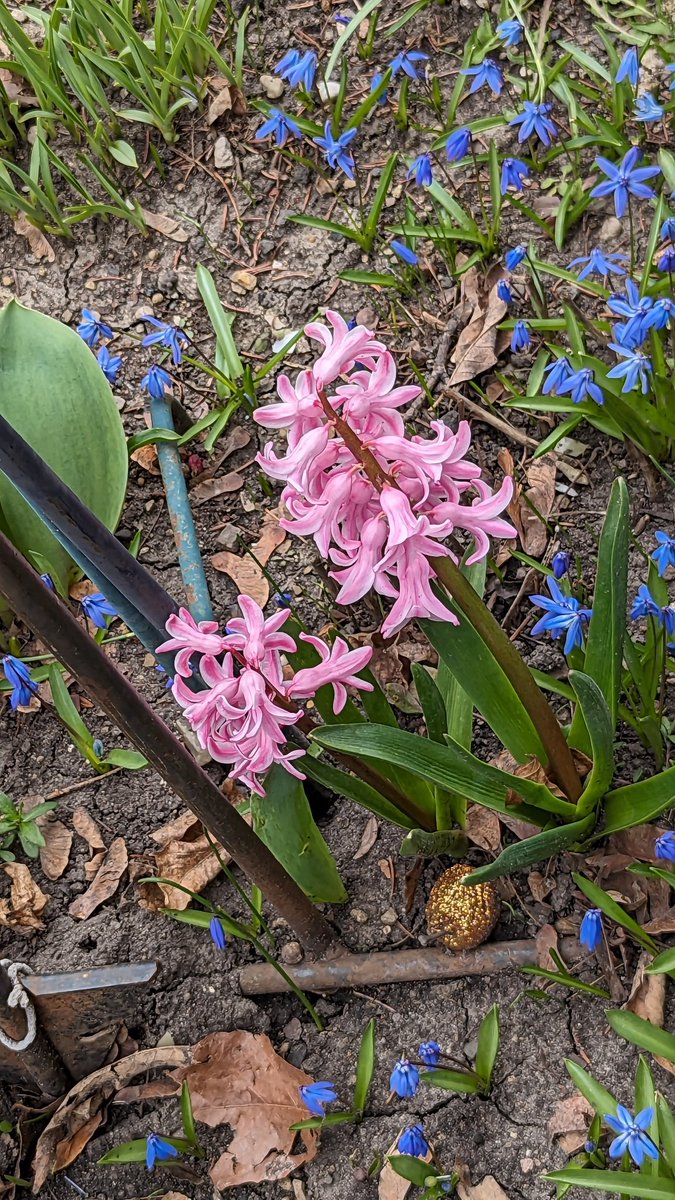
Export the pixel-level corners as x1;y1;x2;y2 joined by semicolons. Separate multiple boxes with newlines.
425;863;500;951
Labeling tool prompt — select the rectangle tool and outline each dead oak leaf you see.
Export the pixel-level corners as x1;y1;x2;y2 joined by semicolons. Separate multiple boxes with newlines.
353;816;379;860
547;1093;594;1154
190;471;245;506
140;208;189;243
507;456;557;558
72;806;106;851
466;804;501;852
211;505;287;607
172;1031;318;1189
138;814;232;912
449;267;508;386
69;837;127;920
207;76;247;123
130;444;161;475
38;818;73;881
13;213;55;262
0;863;49;930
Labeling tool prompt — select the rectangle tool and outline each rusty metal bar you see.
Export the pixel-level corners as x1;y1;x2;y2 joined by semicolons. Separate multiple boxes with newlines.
238;939;578;994
0;532;337;958
0;963;70;1095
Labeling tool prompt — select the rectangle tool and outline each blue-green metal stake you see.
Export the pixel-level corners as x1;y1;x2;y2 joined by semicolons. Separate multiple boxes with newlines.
150;393;214;624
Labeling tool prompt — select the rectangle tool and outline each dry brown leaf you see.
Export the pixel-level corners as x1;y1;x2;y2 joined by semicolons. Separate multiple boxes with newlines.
379;1133;432;1199
138;813;237;911
72;807;106;851
353;816;379;860
141;208;189;243
0;864;49;930
535;923;559;969
130;444;160;475
0;66;37;107
211;505;287;607
69;837;127;920
84;851;106;882
207;76;247;122
190;471;245;505
32;1046;189;1191
458;1176;510;1200
627;953;666;1025
449;267;508;386
547;1093;594;1154
644;908;675;934
528;871;555;904
13;213;55;262
466;805;501;852
507;456;557;557
610;825;666;861
172;1031;318;1189
38;819;73;881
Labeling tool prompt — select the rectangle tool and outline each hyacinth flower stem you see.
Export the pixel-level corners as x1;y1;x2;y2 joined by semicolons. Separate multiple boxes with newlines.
316;390;583;803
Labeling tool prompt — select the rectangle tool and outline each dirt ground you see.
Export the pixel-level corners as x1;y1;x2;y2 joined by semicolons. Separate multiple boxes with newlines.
1;0;675;1194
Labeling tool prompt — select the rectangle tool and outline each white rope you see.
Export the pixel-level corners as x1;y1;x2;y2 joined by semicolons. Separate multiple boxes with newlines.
0;959;36;1051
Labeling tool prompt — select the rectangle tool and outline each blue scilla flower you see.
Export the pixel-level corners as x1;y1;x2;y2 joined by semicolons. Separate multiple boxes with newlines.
496;18;523;46
650;298;673;331
580;908;603;952
399;1125;429;1157
530;577;592;655
77;308;113;348
542;356;574;395
505;245;526;270
462;57;504;95
40;573;56;591
300;1081;337;1116
497;279;513;303
370;72;388;104
142;317;189;367
335;12;350;23
256;107;302;147
390;1058;420;1098
607;345;652;394
509;100;557;147
141;364;173;400
96;344;123;384
446;127;472;162
590;146;660;219
661;217;675;242
631;583;662;621
210;916;227;950
274;48;301;79
273;591;293;607
80;592;117;630
1;655;34;710
634;93;665;123
552;551;571;579
615;46;639;87
418;1040;442;1066
407;154;433;187
556;366;604;406
605;1106;659;1167
511;320;530;352
391;240;418;266
389;50;428;80
501;157;529;194
146;1134;180;1170
608;279;657;347
655;831;675;862
287;50;318;90
313;122;357;179
658;248;675;273
567;247;627;281
652;531;675;576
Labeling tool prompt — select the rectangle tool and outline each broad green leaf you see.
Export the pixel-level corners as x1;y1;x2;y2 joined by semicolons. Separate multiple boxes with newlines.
421;1068;479;1094
545;1171;675;1198
658;1095;675;1173
109;139;138;167
467;817;593;884
411;663;447;746
102;749;148;769
180;1081;197;1145
312;725;570;823
399;828;469;858
598;768;675;838
47;664;93;747
387;1155;439;1187
291;1112;355;1131
98;1135;191;1165
521;965;610;998
647;947;675;976
475;1004;500;1089
568;671;614;815
0;300;127;595
606;1010;675;1064
565;1059;618;1117
574;875;658;953
420;609;546;764
353;1018;376;1113
195;263;243;383
569;478;629;751
251;766;347;904
365;152;398;244
339;270;399;287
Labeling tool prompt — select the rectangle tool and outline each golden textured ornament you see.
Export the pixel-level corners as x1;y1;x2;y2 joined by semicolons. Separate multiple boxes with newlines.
425;864;500;951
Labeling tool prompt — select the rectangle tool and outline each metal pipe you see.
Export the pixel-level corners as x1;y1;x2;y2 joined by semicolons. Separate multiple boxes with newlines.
0;534;337;958
149;393;214;624
238;939;578;994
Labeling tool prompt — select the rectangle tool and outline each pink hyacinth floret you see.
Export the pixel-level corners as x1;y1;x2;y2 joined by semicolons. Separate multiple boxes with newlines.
254;310;517;637
164;594;372;796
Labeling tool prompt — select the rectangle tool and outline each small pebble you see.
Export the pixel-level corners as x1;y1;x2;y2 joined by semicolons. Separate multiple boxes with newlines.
317;79;340;102
380;907;397;924
280;941;303;965
214;135;234;170
216;523;241;550
2;275;12;286
151;292;164;305
599;216;622;243
521;1159;535;1173
84;279;96;291
350;908;368;924
260;73;284;99
231;269;257;291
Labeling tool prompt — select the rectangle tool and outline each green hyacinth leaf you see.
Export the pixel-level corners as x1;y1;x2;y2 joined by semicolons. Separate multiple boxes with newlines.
0;300;128;597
